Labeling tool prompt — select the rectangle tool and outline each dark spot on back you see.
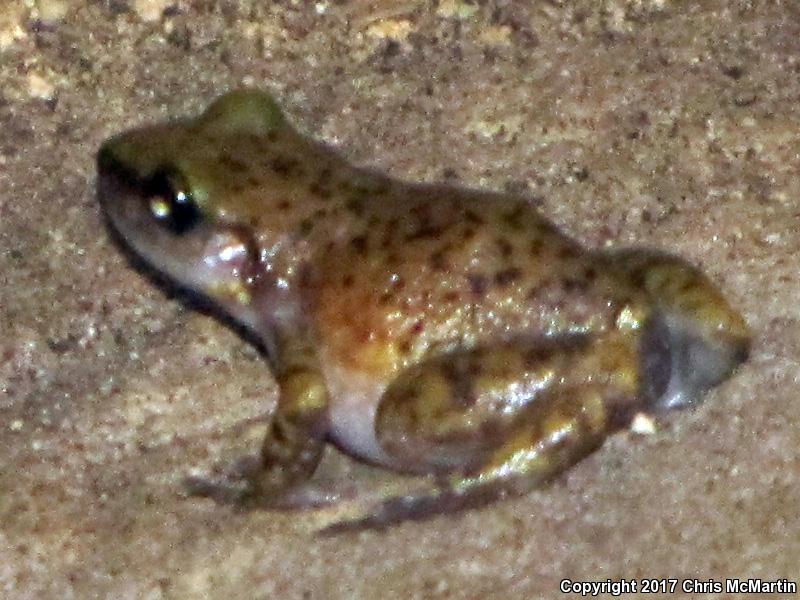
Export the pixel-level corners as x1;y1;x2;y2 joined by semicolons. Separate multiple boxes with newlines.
346;197;365;217
495;237;514;258
502;202;526;231
443;291;460;302
270;156;301;177
563;277;588;293
406;225;444;241
410;201;433;227
429;249;448;271
350;234;368;256
464;209;485;225
629;269;647;289
494;268;522;287
557;245;579;260
242;133;263;146
372;181;390;195
298;218;314;236
467;274;488;297
342;274;355;287
526;277;552;301
308;181;332;199
529;237;544;257
218;153;249;173
382;219;399;248
346;177;390;196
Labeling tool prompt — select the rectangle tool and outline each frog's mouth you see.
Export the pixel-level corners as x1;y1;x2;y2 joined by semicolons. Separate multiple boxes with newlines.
97;148;263;329
639;311;750;411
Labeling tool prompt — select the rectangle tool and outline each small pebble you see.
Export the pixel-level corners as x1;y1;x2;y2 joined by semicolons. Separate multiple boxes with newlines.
630;413;657;435
133;0;171;23
28;72;55;100
34;0;69;24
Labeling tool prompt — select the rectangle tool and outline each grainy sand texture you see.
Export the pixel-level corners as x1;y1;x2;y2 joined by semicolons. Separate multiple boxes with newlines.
1;1;798;598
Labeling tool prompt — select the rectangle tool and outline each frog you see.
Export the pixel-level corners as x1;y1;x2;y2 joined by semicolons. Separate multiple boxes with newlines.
96;89;750;530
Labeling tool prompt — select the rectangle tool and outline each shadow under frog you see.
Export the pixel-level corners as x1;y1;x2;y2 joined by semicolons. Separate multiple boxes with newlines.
96;90;750;531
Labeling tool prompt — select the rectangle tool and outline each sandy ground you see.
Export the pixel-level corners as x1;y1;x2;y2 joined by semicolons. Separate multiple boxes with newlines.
1;1;799;598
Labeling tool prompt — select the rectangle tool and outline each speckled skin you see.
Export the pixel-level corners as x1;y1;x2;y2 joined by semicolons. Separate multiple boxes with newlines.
97;90;750;529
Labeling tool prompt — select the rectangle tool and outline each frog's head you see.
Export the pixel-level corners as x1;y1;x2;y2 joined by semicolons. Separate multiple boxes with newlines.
614;250;751;412
97;90;287;327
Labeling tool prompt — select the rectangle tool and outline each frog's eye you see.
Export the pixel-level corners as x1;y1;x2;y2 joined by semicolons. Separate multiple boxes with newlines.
144;169;201;235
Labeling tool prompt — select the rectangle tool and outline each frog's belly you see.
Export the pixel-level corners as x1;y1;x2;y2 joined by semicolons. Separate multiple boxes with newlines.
323;364;395;467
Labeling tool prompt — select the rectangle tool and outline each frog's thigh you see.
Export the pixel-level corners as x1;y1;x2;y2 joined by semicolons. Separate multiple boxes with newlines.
376;344;533;473
376;337;635;474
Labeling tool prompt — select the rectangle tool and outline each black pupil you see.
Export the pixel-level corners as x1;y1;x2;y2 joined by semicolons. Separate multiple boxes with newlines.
145;170;200;235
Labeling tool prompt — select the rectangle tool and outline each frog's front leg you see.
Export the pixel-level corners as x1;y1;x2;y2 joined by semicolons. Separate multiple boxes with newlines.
186;329;331;508
323;333;641;532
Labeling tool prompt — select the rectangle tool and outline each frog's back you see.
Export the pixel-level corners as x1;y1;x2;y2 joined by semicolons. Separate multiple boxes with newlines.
311;183;642;379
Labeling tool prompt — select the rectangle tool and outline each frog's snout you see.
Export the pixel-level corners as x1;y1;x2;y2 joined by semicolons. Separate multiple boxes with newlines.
639;311;750;411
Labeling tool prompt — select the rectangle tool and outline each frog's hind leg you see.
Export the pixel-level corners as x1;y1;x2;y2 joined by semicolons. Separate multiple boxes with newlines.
322;334;641;533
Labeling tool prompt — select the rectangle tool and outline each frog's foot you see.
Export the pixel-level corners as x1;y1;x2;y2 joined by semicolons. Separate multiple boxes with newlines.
184;453;354;510
318;481;500;534
184;371;331;509
321;335;639;533
181;418;326;508
185;409;329;509
183;455;257;505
